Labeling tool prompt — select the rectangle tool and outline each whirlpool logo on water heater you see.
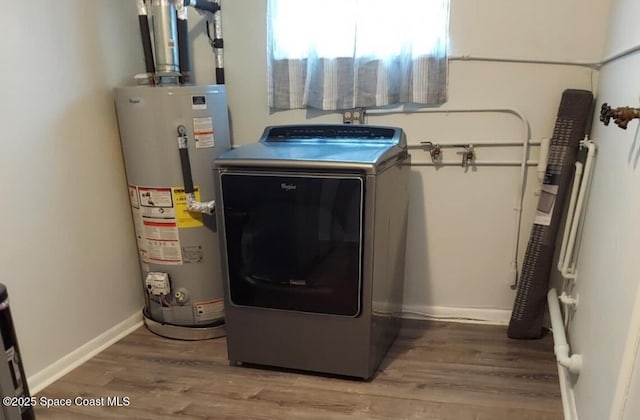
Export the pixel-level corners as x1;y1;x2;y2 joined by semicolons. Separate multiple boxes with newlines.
280;183;297;191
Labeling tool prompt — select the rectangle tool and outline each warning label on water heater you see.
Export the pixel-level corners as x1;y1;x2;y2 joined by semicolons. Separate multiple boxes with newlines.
129;185;182;265
192;117;215;149
128;185;149;264
192;95;207;110
172;186;204;228
194;298;224;322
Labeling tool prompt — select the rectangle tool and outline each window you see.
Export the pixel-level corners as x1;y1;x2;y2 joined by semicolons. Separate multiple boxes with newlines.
267;0;450;110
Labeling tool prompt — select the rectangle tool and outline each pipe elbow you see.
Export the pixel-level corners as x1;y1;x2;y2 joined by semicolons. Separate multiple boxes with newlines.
186;193;215;215
562;354;583;374
554;338;583;374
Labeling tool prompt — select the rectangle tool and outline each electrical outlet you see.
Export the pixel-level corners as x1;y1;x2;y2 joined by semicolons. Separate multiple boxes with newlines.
342;108;365;124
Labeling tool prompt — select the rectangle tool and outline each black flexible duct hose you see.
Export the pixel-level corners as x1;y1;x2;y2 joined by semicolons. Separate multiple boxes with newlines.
177;17;191;84
216;67;225;85
206;15;225;84
179;148;195;194
138;14;156;76
194;0;220;14
177;126;195;194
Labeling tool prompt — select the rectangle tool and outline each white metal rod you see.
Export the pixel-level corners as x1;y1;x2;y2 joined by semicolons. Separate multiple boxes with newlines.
548;288;583;374
557;161;583;276
513;114;530;288
368;106;530;288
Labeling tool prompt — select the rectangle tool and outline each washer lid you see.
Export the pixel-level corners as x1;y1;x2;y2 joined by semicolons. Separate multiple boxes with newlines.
216;125;407;173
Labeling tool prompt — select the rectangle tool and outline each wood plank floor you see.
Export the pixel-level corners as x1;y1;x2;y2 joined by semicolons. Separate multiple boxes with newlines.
34;320;562;420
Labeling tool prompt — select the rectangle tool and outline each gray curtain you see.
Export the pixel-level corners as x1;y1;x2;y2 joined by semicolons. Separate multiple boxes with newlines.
267;0;450;111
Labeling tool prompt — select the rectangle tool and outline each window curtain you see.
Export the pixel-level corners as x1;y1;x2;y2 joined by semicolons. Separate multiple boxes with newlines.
267;0;450;111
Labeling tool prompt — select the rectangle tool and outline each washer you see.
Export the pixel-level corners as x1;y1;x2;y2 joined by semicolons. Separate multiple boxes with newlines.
213;125;410;379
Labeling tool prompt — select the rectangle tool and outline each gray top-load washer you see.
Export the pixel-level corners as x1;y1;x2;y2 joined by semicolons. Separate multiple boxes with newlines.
213;125;410;379
216;125;407;173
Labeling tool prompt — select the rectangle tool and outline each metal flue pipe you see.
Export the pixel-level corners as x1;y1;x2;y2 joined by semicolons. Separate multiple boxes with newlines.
150;0;180;76
139;0;223;85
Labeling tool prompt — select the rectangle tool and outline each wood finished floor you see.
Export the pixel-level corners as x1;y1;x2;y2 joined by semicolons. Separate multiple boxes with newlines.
34;320;562;420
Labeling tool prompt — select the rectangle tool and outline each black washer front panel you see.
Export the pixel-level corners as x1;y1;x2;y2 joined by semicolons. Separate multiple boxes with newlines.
221;172;364;317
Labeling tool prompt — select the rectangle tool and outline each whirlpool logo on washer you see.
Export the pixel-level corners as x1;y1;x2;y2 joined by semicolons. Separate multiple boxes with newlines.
280;183;297;191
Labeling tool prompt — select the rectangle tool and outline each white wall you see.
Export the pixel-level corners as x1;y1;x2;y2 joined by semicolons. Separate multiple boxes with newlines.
623;341;640;420
566;0;640;418
0;0;144;385
187;0;610;318
0;0;622;404
0;0;613;391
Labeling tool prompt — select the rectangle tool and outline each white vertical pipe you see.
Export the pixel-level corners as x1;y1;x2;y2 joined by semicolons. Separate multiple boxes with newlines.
562;141;596;278
557;162;583;275
558;363;571;420
548;288;583;374
557;362;578;420
511;114;529;288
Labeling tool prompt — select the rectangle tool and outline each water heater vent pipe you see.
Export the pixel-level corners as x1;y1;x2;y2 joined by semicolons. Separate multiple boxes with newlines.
150;0;180;76
136;0;222;85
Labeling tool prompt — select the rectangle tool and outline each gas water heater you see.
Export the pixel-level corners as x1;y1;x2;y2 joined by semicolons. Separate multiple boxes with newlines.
115;0;228;339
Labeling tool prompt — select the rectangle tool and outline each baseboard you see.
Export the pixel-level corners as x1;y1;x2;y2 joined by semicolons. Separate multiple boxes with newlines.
558;363;579;420
28;310;143;394
401;304;512;325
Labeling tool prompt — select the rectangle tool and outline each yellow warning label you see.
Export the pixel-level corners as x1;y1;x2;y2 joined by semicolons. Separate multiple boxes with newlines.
172;186;204;228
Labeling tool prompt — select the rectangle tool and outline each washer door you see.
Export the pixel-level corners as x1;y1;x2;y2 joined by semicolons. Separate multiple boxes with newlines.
221;172;363;317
